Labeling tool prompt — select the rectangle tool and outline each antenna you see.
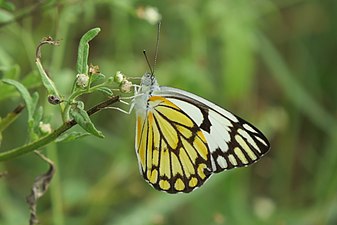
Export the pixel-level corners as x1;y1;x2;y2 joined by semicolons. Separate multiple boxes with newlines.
153;21;161;72
143;21;162;75
143;50;154;75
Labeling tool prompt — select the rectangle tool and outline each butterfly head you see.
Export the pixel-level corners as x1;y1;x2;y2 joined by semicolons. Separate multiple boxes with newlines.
133;72;159;114
140;72;159;91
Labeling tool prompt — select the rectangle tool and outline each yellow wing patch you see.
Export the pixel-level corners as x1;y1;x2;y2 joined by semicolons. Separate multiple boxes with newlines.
136;96;212;193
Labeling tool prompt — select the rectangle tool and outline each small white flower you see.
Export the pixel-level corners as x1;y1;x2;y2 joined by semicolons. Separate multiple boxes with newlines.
137;6;162;25
120;80;133;93
76;73;89;88
39;122;52;134
114;71;125;84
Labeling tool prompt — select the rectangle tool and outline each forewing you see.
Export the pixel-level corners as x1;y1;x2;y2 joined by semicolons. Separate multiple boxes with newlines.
205;110;270;172
156;87;270;173
135;96;213;193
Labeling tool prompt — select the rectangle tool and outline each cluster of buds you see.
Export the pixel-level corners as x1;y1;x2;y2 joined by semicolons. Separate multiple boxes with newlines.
76;65;101;88
114;71;133;93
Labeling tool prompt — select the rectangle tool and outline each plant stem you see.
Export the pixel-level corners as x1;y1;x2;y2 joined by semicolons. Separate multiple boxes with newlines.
0;96;119;162
62;82;109;122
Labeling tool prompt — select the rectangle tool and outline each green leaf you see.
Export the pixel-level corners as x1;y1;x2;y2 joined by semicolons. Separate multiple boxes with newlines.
35;58;60;96
2;79;35;121
90;73;105;84
76;27;101;74
22;70;42;89
69;101;104;138
0;83;15;101
96;87;113;96
55;131;90;143
31;92;39;116
0;69;41;101
2;64;20;80
33;106;43;130
0;65;20;101
28;92;39;132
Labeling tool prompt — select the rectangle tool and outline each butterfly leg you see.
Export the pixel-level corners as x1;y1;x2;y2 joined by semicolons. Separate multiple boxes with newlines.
105;84;143;114
105;98;136;115
106;106;132;114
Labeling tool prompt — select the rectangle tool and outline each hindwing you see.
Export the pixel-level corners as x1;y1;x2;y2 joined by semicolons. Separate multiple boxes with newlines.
136;96;213;193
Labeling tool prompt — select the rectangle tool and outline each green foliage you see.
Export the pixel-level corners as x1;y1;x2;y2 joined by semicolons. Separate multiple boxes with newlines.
1;78;40;140
0;1;337;225
69;101;104;138
55;131;90;143
0;27;120;161
77;28;101;74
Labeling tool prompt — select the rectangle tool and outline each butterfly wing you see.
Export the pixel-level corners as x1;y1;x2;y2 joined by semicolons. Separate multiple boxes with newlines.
135;87;270;193
135;96;213;193
156;87;270;173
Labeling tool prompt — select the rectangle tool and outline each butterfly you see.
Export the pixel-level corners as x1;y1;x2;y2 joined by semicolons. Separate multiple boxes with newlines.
131;72;270;194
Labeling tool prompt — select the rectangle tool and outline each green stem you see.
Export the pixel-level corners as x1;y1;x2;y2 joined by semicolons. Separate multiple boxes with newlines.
62;82;110;121
62;89;86;122
0;96;119;162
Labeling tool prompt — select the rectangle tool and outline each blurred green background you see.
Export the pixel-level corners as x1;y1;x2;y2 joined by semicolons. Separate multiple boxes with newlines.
1;0;337;225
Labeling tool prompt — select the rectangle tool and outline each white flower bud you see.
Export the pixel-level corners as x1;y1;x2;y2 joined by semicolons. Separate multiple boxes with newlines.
76;73;89;88
120;80;133;93
114;71;125;84
39;122;52;134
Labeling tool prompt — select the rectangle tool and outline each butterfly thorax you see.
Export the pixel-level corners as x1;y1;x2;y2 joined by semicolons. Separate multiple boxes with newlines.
133;72;160;116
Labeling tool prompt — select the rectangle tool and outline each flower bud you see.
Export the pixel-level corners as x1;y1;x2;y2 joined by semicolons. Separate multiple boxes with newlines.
39;122;52;134
76;73;89;88
120;80;133;93
114;71;125;84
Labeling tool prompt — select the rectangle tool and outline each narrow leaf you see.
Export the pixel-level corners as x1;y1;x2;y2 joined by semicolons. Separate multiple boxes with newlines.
0;65;20;100
55;131;90;143
90;73;105;84
35;58;60;96
3;64;20;80
2;79;35;121
69;101;104;138
31;92;39;119
96;87;113;96
22;70;42;89
77;28;101;74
